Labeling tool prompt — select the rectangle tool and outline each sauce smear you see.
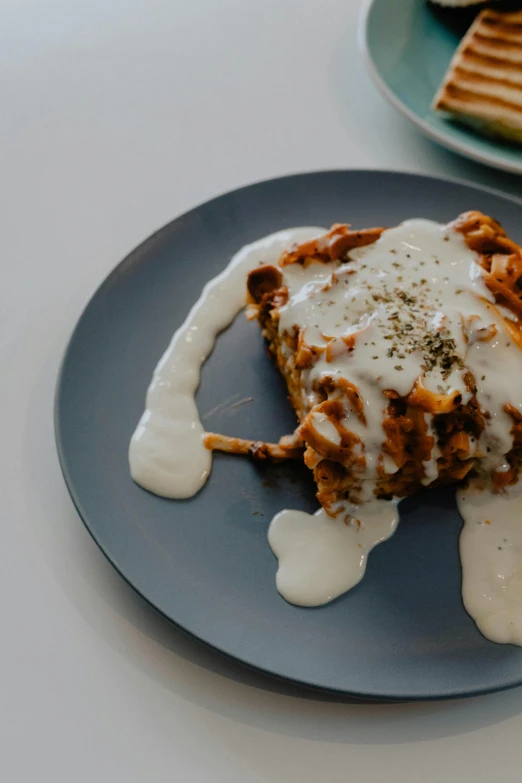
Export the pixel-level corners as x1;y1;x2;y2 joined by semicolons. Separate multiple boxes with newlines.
268;501;398;606
458;481;522;645
129;227;324;497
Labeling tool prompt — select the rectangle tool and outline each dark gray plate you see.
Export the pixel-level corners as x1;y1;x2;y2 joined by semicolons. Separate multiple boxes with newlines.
56;170;522;700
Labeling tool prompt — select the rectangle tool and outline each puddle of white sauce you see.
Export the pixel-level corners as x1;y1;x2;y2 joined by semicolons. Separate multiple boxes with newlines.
129;227;324;497
268;501;399;606
458;481;522;645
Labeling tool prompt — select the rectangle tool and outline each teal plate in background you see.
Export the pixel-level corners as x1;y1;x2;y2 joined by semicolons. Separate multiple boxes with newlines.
360;0;522;174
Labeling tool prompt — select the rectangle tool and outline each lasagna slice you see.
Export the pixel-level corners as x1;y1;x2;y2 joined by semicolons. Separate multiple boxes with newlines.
207;212;522;519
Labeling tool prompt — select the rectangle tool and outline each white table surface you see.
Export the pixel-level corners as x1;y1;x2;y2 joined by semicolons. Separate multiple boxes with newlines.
3;1;522;780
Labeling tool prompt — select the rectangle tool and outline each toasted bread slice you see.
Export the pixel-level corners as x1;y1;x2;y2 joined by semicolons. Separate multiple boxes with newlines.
432;8;522;144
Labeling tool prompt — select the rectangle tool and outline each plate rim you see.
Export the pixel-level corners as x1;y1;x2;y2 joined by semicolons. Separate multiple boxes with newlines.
358;0;522;176
55;168;522;701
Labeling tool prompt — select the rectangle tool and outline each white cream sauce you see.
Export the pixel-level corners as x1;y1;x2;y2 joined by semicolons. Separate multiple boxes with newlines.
268;501;398;606
130;220;522;641
129;226;324;497
458;481;522;645
421;415;441;486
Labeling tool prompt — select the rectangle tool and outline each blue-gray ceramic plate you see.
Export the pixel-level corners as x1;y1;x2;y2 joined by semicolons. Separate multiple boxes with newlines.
56;170;522;700
360;0;522;174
